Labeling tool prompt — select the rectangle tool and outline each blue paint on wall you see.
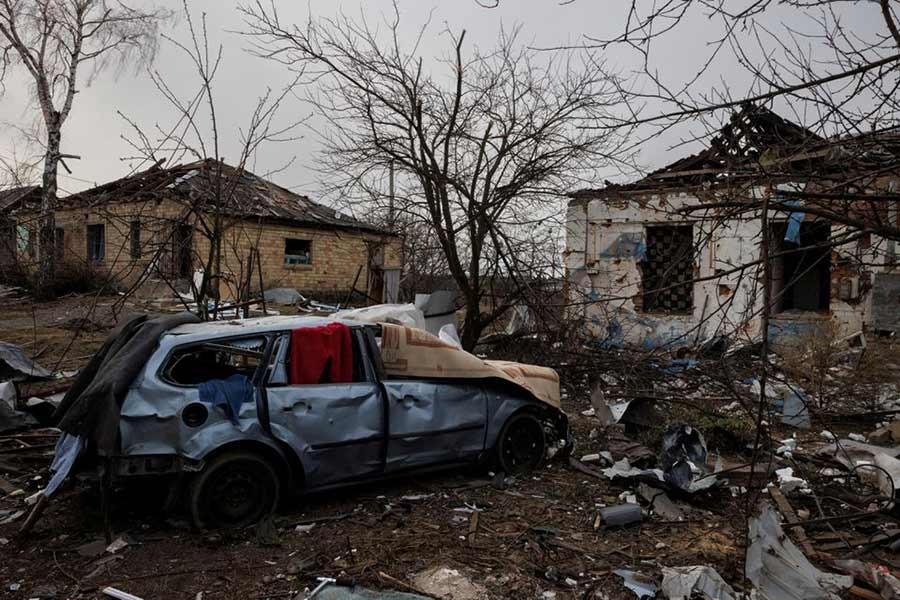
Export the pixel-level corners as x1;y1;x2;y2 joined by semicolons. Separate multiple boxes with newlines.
599;233;647;260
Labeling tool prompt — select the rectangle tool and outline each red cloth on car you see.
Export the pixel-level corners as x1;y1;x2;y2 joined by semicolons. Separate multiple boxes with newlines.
289;323;354;385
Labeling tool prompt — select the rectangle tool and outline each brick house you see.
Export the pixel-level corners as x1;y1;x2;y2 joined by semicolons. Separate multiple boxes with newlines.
13;160;402;302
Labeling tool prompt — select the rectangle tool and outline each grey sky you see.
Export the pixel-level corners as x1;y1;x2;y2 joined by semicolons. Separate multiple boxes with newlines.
0;1;887;197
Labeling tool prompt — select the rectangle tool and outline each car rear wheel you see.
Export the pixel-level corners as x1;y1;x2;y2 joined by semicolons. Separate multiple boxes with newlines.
189;450;280;529
497;412;546;475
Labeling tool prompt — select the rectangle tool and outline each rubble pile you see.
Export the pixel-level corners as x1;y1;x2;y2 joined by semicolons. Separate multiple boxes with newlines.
2;289;900;599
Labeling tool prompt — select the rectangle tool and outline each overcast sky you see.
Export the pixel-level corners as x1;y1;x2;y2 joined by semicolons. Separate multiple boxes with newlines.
0;1;887;198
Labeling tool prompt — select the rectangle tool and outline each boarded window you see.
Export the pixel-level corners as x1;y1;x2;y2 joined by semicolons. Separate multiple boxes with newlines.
284;238;311;265
130;221;141;259
86;224;105;262
641;225;694;314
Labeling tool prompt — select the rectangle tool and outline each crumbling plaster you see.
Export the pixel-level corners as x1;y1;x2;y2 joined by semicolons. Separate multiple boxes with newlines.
566;189;876;349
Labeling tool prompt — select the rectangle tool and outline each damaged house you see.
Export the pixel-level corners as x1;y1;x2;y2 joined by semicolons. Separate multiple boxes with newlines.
566;104;900;349
0;185;41;274
11;160;402;302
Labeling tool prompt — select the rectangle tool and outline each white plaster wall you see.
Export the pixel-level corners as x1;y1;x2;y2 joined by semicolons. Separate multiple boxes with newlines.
565;189;880;349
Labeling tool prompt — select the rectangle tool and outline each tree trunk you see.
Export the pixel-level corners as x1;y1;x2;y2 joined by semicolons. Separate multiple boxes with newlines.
36;118;61;299
460;293;483;351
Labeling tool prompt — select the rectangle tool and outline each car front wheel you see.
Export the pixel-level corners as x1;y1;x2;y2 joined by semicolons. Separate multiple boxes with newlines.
189;450;280;529
497;412;546;476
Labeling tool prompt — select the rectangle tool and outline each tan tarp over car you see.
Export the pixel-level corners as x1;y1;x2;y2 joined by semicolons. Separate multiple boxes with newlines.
379;323;561;409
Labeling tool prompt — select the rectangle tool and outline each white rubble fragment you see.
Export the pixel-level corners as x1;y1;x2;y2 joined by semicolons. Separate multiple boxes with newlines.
412;566;487;600
775;467;808;493
848;433;866;443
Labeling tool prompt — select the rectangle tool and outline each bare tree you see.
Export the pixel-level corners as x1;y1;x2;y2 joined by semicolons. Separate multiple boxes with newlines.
240;2;631;349
0;0;168;297
116;1;301;319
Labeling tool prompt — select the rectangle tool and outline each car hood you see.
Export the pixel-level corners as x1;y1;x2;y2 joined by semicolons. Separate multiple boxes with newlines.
379;324;561;409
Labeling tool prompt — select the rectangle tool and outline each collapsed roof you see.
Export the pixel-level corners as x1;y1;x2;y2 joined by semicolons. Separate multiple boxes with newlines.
29;159;392;235
0;185;41;212
571;103;900;198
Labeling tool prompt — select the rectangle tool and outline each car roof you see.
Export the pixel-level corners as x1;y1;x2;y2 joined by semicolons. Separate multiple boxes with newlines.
163;315;366;344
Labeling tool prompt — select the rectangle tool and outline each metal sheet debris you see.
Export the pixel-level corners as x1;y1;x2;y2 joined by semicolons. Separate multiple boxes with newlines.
0;342;53;381
746;502;853;599
614;569;658;598
661;565;737;600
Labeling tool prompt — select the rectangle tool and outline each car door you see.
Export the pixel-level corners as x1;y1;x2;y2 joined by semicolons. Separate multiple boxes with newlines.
265;330;385;488
382;379;487;472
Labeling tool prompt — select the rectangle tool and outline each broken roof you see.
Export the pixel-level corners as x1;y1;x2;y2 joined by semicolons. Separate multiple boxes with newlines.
44;159;393;235
0;185;40;212
571;103;829;198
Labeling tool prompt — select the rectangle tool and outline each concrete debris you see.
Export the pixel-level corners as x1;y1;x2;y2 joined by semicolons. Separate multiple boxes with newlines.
614;569;658;599
775;467;809;493
746;502;853;599
411;566;486;600
661;565;737;600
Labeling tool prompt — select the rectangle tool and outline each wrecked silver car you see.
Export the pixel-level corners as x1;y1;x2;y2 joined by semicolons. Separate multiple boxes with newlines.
50;315;569;528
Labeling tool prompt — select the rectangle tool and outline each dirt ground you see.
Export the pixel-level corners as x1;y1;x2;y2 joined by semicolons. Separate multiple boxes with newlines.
1;292;898;599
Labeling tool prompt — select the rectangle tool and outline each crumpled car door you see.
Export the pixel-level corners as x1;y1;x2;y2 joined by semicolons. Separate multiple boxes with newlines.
382;380;487;472
267;383;384;487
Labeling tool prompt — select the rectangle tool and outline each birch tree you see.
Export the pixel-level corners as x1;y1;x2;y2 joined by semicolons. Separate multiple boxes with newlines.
0;0;167;297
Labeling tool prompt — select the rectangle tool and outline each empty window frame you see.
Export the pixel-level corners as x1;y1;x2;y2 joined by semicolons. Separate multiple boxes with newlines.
284;238;312;265
130;221;141;259
163;336;267;386
86;224;105;262
641;225;695;314
770;221;831;313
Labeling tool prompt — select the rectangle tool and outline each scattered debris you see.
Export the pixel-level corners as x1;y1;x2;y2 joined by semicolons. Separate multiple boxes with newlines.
775;467;808;493
614;569;658;599
599;503;642;527
661;565;737;600
0;342;53;381
746;502;853;599
411;566;486;600
102;587;144;600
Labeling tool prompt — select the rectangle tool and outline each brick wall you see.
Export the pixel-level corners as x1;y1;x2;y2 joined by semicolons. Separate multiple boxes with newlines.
15;198;402;299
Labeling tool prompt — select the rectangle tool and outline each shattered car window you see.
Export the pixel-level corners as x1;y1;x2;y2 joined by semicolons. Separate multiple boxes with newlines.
163;336;266;385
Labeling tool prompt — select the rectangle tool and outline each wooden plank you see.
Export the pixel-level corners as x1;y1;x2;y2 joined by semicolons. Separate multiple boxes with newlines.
467;511;479;546
769;487;817;557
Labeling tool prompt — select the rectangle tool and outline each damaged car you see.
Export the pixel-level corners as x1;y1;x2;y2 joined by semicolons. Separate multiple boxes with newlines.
49;315;569;528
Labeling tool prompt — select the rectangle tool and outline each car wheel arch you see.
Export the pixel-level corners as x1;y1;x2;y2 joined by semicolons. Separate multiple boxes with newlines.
195;439;300;491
